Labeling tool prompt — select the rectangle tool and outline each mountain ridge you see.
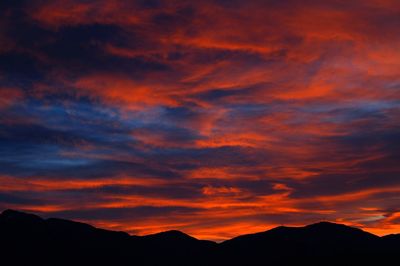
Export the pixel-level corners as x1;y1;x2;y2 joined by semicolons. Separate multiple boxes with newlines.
1;209;399;266
1;209;393;241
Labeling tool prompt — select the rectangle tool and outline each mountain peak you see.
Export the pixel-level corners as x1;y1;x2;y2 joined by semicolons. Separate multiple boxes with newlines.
304;221;376;236
305;221;348;229
2;209;27;216
144;229;196;240
266;222;348;234
0;209;43;222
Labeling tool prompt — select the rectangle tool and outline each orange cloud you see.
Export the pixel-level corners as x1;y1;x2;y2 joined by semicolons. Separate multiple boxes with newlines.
0;175;167;192
74;75;177;108
202;185;241;196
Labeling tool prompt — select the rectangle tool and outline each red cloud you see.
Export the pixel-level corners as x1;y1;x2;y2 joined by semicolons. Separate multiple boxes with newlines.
0;88;24;109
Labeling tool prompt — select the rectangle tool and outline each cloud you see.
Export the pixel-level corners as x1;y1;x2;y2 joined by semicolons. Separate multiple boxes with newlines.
0;88;24;109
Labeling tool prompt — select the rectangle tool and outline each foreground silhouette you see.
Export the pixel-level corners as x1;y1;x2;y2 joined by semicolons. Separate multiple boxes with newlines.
0;210;399;265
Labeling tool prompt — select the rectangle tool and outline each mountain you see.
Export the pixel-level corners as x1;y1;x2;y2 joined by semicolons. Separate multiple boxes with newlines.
219;221;382;265
140;230;217;265
0;209;399;266
0;209;135;265
142;229;217;251
0;209;213;266
381;233;400;254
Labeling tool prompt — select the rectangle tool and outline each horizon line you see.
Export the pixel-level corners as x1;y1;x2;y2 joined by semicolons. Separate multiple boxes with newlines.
2;209;398;242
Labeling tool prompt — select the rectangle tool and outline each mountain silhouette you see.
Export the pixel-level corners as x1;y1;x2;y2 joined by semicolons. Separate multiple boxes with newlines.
0;209;398;266
219;221;383;265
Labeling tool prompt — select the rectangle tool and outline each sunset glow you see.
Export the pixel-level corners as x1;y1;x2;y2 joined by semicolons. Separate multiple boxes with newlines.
1;0;400;241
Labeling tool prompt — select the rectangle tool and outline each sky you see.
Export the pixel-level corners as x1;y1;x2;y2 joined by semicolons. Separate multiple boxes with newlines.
0;0;400;241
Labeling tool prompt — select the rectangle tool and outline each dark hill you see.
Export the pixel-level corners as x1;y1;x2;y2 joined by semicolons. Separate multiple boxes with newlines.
0;209;399;266
219;221;382;265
